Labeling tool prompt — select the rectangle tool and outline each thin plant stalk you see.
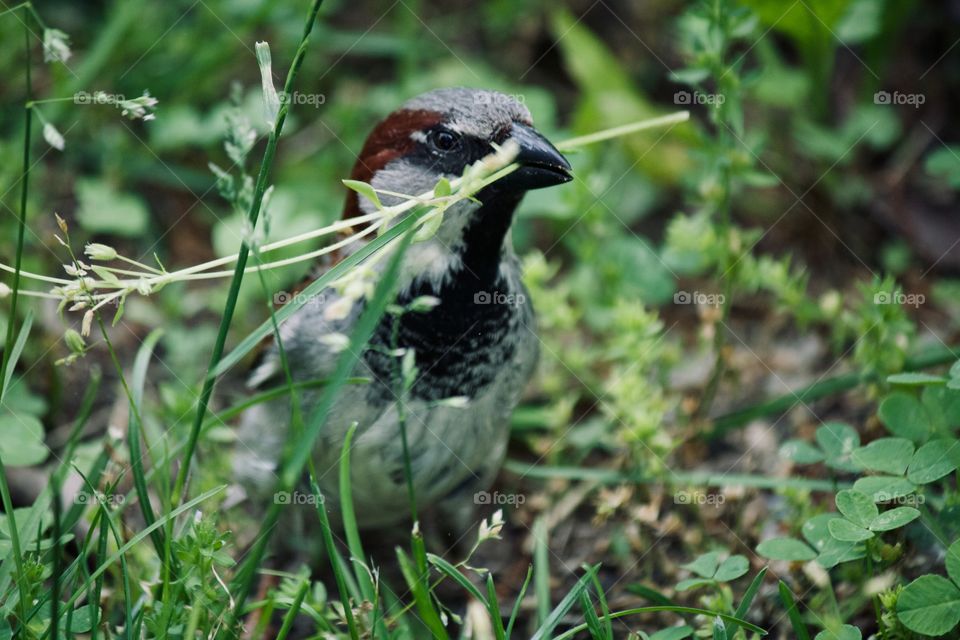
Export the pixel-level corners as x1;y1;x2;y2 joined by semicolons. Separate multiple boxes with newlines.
171;0;326;510
0;20;34;632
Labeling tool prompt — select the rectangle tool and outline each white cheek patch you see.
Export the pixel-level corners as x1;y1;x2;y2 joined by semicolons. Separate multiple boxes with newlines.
409;130;428;143
400;241;463;291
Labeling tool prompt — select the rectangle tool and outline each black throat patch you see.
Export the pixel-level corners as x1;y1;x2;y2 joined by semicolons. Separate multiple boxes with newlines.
363;193;528;401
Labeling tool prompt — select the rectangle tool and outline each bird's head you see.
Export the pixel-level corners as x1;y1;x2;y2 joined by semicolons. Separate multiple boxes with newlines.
343;87;571;288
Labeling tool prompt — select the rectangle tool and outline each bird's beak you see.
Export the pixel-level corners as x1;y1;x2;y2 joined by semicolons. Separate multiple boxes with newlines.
504;122;572;190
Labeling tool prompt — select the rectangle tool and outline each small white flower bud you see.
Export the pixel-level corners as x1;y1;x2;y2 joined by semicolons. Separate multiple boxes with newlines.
84;243;118;261
64;329;86;354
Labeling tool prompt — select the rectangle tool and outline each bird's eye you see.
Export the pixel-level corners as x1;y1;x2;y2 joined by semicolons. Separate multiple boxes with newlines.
430;130;459;152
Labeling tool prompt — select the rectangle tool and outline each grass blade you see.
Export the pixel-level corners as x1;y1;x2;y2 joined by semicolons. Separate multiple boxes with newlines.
530;564;599;640
506;565;533;639
533;516;550;626
777;580;810;640
730;566;767;640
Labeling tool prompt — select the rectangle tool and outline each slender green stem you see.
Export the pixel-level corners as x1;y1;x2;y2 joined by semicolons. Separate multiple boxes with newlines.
96;316;165;555
171;0;325;508
0;21;34;633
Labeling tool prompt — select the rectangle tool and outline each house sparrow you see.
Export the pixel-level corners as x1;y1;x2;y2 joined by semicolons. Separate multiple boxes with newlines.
234;88;571;531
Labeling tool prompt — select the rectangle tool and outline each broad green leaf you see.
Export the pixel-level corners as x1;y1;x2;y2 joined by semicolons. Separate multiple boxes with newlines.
756;538;817;562
75;178;149;236
342;179;383;209
816;422;861;470
814;624;861;640
946;539;960;586
675;578;716;592
828;518;874;542
649;626;694;640
780;440;825;464
803;514;843;551
851;438;914;475
869;507;920;532
852;476;916;502
816;537;865;568
878;392;930;442
897;575;960;636
713;555;749;582
0;413;47;467
835;490;878;528
922;385;960;432
681;552;720;579
908;439;959;484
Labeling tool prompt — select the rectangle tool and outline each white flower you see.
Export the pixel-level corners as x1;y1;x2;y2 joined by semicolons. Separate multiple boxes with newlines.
84;243;117;261
323;296;354;321
477;509;504;542
43;122;65;151
118;92;159;121
81;310;94;337
63;263;86;277
43;29;72;64
255;42;280;127
318;332;350;353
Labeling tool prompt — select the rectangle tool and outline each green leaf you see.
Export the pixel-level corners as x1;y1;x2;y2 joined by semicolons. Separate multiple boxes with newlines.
816;422;861;470
835;490;878;528
75;178;149;236
814;624;861;640
851;438;914;475
780;440;825;464
922;385;960;432
946;539;960;586
926;146;960;189
897;575;960;636
852;476;917;502
777;580;811;640
869;507;920;532
0;413;47;467
756;538;817;562
907;439;959;484
675;578;716;592
341;179;382;209
734;567;767;622
887;372;948;386
878;392;930;442
803;514;844;551
649;626;693;640
671;68;710;84
828;518;874;542
433;176;452;197
681;552;720;579
713;556;749;582
816;537;865;568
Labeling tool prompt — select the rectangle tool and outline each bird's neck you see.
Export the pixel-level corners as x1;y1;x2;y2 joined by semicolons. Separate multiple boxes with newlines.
457;190;523;287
